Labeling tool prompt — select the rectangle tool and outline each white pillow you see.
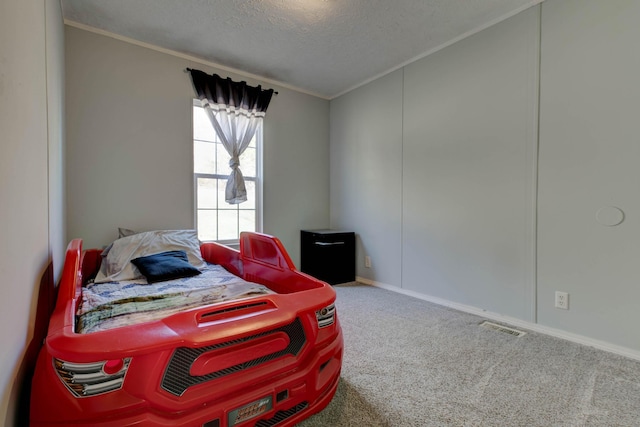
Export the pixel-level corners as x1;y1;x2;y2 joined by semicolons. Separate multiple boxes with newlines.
94;229;206;283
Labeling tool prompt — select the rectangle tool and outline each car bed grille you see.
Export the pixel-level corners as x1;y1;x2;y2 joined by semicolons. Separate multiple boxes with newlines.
161;318;306;396
255;402;308;427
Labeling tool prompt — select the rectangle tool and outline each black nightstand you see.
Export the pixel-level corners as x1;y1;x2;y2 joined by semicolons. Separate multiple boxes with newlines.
300;229;355;285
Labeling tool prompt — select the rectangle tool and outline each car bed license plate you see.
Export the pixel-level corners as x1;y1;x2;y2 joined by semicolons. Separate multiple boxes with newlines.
228;395;273;426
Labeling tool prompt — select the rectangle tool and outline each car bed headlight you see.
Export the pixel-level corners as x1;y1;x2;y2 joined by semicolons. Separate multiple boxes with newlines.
53;357;131;397
316;303;336;328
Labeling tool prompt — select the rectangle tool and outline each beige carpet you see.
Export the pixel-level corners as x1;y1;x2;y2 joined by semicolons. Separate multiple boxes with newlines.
298;283;640;427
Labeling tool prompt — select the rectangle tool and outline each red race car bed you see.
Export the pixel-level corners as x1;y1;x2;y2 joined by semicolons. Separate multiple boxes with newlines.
30;230;343;427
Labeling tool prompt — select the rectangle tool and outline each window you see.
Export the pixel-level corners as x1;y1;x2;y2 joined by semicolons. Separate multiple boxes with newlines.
193;102;262;243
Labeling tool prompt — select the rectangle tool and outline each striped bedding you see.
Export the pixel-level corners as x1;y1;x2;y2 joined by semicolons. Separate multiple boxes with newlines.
76;264;273;334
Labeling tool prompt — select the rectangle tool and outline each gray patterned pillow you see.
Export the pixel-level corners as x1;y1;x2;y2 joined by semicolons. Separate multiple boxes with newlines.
94;229;206;283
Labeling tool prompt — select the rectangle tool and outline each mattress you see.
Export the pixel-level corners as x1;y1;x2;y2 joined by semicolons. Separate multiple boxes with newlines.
77;264;273;334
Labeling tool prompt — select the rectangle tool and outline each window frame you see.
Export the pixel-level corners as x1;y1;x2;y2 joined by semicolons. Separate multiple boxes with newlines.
192;100;263;245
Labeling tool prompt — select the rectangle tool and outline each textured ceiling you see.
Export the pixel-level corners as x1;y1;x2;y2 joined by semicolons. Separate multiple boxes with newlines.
61;0;541;98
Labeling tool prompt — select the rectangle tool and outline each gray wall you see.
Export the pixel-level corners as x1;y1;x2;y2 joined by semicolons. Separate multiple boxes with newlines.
65;26;330;267
330;0;640;354
537;0;640;350
331;6;539;319
330;70;403;288
47;0;67;288
0;0;65;424
402;6;539;321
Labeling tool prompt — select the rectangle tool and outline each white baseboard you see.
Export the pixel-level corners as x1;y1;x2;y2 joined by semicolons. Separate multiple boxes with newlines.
355;276;640;362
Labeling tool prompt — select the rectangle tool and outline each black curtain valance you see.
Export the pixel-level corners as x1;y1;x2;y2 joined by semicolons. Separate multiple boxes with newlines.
187;68;274;113
186;68;274;204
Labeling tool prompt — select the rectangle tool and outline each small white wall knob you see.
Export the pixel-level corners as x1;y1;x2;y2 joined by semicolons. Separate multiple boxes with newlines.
596;206;625;226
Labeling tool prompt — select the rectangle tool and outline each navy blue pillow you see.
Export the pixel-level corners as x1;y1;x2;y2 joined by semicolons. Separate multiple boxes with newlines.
131;250;201;283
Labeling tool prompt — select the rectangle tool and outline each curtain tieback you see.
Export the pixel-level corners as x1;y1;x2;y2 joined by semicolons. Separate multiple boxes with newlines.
229;156;240;169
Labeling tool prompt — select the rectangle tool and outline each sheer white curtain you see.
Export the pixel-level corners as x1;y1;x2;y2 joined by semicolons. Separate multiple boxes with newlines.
201;103;259;204
189;69;274;204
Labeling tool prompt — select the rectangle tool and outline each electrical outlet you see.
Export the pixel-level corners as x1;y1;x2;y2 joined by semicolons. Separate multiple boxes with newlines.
364;256;371;268
555;291;569;310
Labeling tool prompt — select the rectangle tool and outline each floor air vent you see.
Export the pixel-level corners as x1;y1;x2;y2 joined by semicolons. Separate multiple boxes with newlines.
480;321;526;337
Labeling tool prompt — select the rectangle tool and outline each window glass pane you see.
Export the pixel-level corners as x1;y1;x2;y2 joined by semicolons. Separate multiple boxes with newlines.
194;141;216;174
243;180;256;210
197;210;217;241
241;147;256;177
194;103;261;242
216;142;231;175
217;179;228;209
193;106;217;142
218;210;238;240
239;210;255;234
196;177;217;209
